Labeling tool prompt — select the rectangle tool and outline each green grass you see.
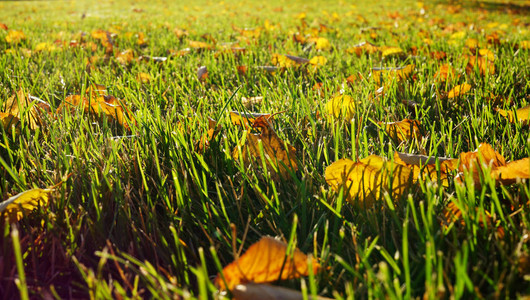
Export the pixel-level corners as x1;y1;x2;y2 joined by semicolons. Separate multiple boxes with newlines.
1;0;530;298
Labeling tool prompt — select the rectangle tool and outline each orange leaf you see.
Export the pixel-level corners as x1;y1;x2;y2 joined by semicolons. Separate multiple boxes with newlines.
233;116;298;179
447;83;471;99
215;237;320;291
496;104;530;124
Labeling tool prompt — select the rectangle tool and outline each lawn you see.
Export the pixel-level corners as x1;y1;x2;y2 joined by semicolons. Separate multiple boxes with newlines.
1;0;529;298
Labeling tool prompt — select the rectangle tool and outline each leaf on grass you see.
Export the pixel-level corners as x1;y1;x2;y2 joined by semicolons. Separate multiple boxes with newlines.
233;116;298;179
394;152;456;186
434;64;457;82
195;117;220;153
5;30;26;44
188;40;214;50
232;283;332;300
325;155;414;207
230;111;271;128
381;47;403;57
465;55;495;75
371;64;414;85
1;89;49;131
447;83;471;99
0;188;53;222
491;158;530;185
56;85;135;130
496;104;530;124
309;56;327;69
379;119;421;144
215;236;320;291
116;49;135;65
308;37;331;51
325;94;357;121
197;66;208;81
346;41;379;57
458;143;505;172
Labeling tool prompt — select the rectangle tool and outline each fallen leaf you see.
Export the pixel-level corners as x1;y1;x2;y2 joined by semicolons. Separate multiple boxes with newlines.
56;85;135;130
5;30;26;44
325;155;414;207
496;105;530;124
325;94;357;121
116;49;135;65
447;83;471;99
0;188;53;222
434;64;457;82
1;89;48;130
309;56;327;68
197;66;208;81
465;55;495;75
233;116;298;179
230;111;271;128
136;73;151;83
491;158;530;185
346;41;378;57
188;40;214;50
215;236;320;291
232;283;332;300
379;119;421;144
371;64;414;85
381;46;403;57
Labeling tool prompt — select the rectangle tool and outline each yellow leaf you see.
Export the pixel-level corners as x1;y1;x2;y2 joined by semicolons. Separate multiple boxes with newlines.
5;30;26;44
308;37;331;51
136;72;151;83
215;236;320;291
497;104;530;124
2;89;45;130
478;48;494;61
325;155;414;207
381;47;403;57
309;56;327;66
230;111;271;128
465;38;479;49
233;116;298;179
447;83;471;98
520;41;530;50
0;112;20;133
491;158;530;185
379;119;421;144
0;188;53;222
371;64;414;85
325;94;357;121
394;152;456;186
188;40;214;50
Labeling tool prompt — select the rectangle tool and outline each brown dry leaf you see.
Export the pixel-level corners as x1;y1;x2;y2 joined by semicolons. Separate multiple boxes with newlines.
56;85;135;130
215;236;320;291
0;23;8;30
447;83;471;99
325;155;414;207
379;119;421;144
371;64;415;85
496;105;530;124
232;283;332;300
0;188;53;222
233;116;298;179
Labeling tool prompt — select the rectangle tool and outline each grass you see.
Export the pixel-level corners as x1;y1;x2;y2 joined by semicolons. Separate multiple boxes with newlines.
0;0;529;298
